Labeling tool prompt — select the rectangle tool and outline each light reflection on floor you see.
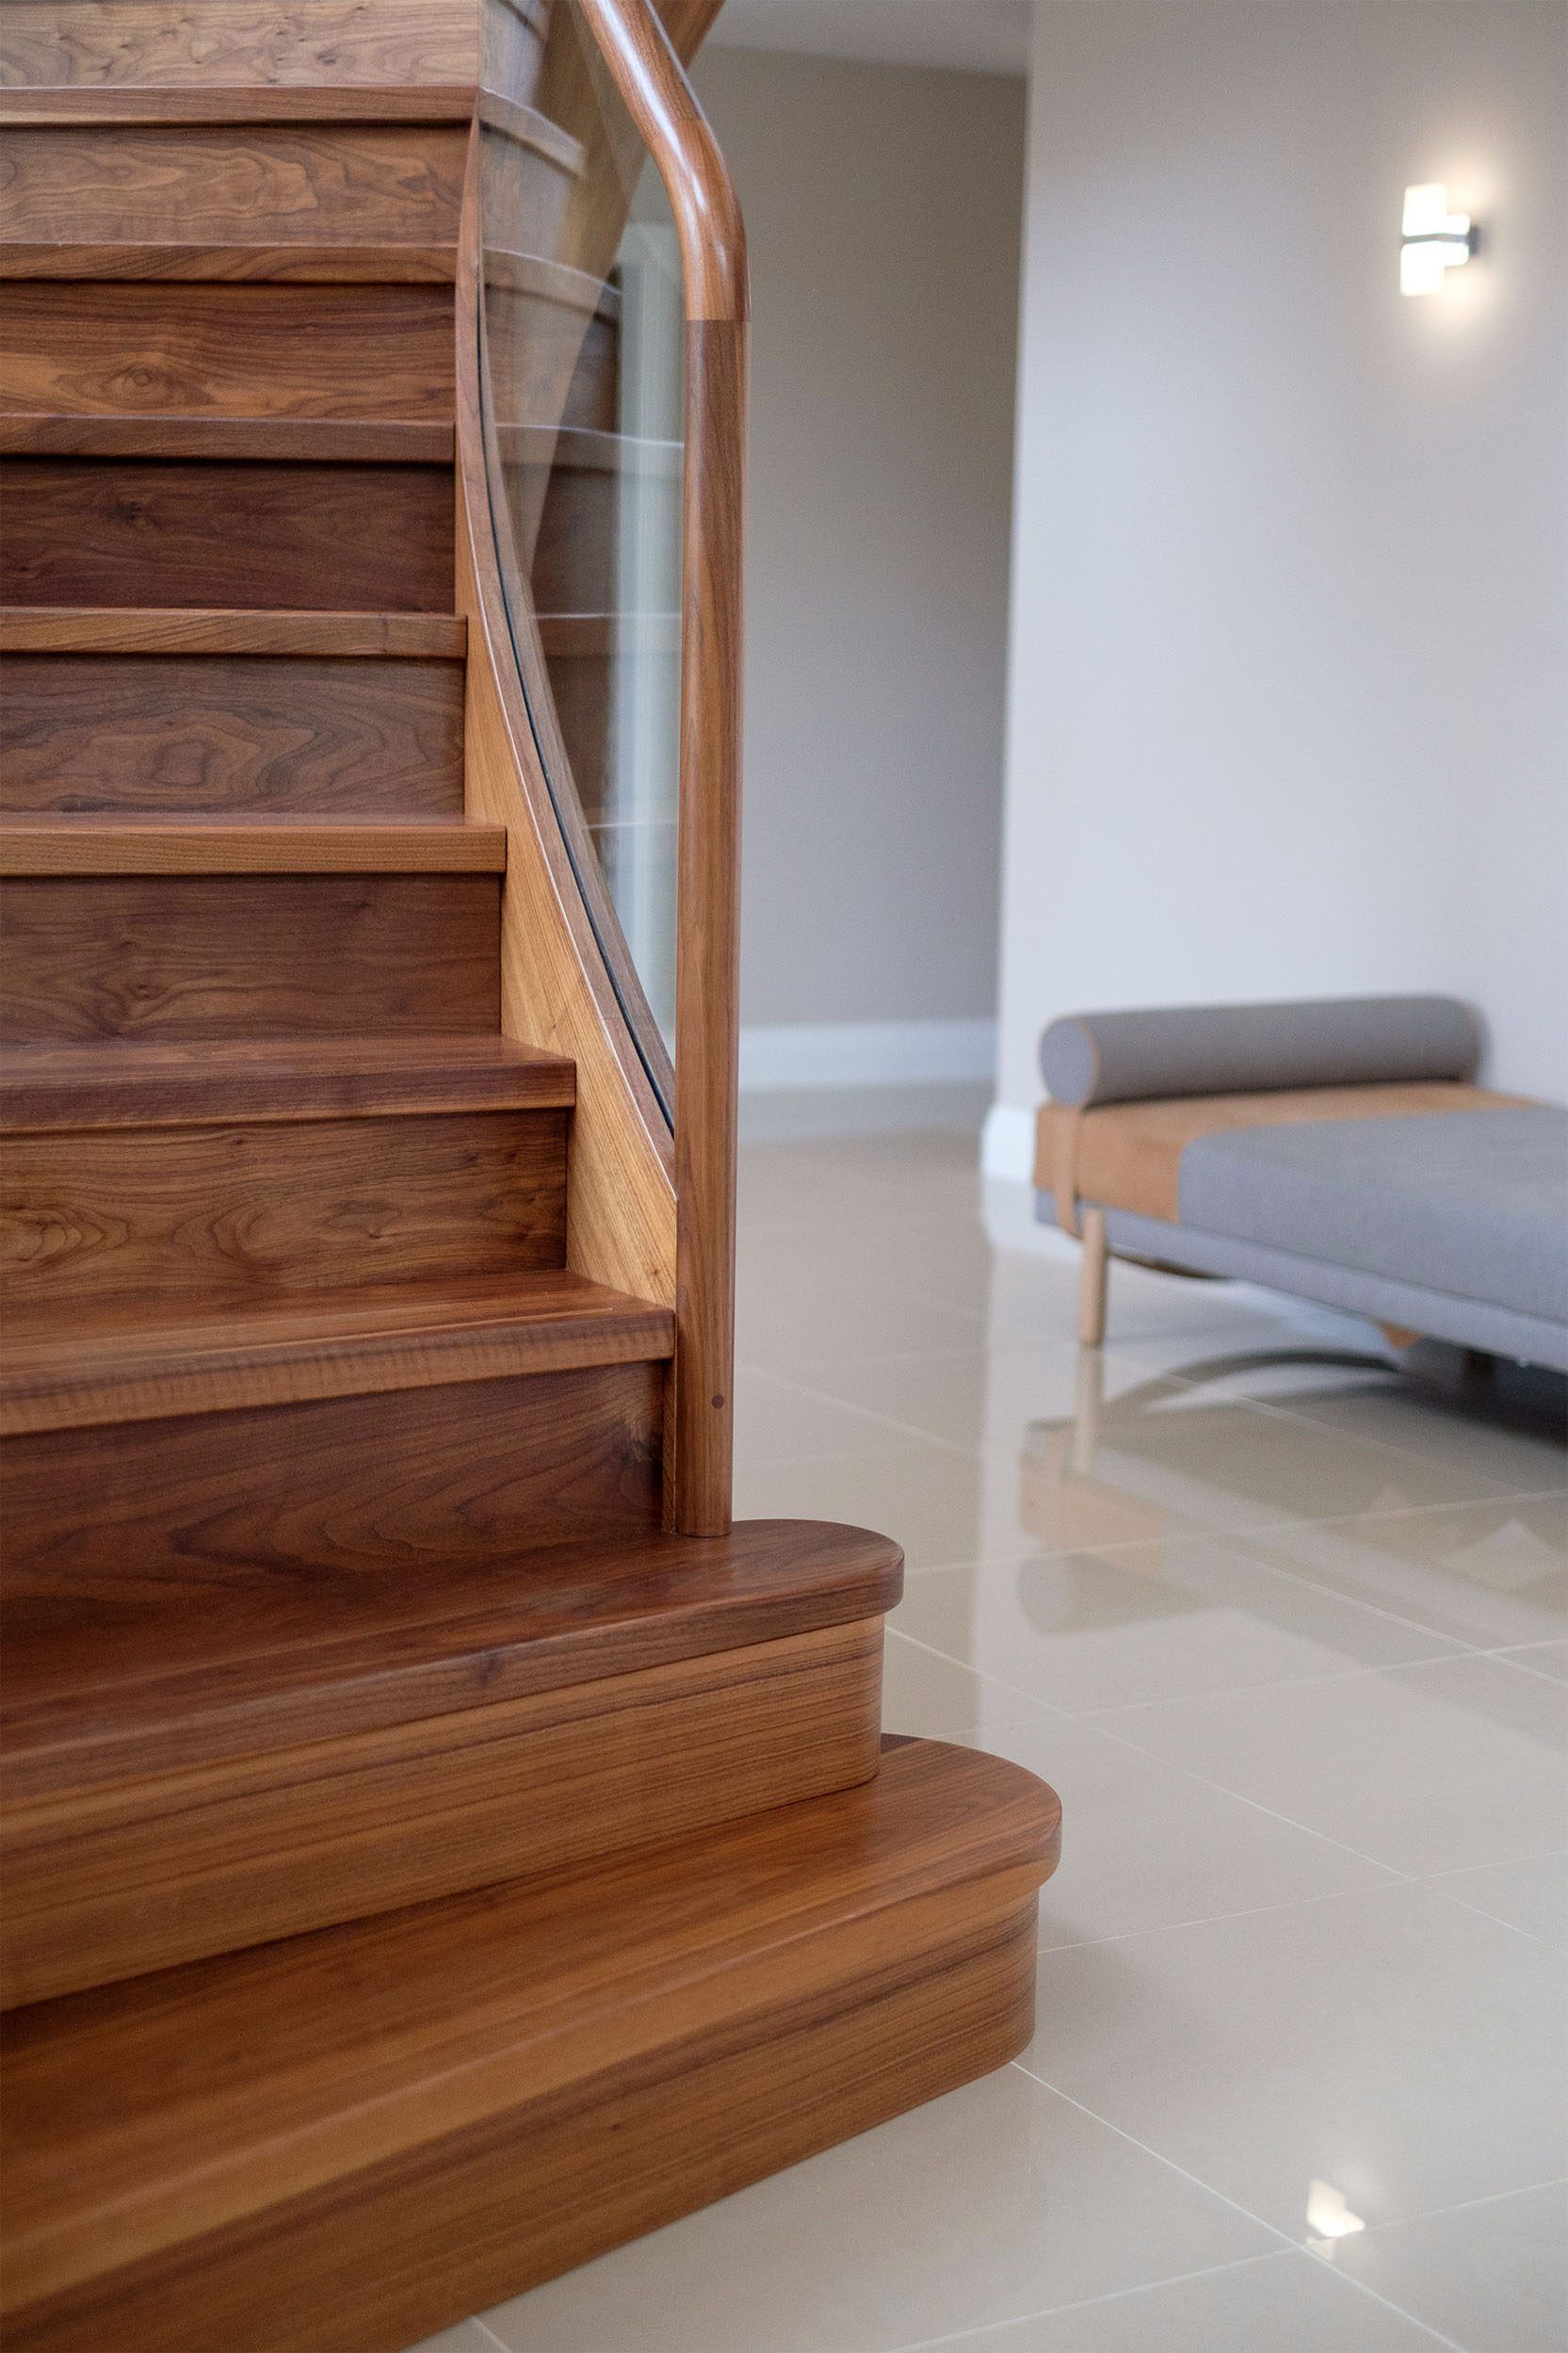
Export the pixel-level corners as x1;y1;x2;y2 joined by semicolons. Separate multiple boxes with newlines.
431;1116;1568;2353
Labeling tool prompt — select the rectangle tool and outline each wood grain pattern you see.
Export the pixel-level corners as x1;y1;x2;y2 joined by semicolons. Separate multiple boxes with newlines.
0;1;484;89
0;652;466;814
1;1617;884;2004
0;1037;574;1130
1;85;477;123
3;1520;903;1784
4;1352;663;1573
0;607;466;655
0;125;466;246
0;415;454;461
1078;1203;1108;1347
1034;1082;1530;1227
0;1741;1059;2353
492;0;752;1530
0;1269;672;1433
1;461;455;611
474;101;580;260
0;1107;567;1310
0;281;455;420
574;0;746;325
671;315;746;1531
0;818;504;872
0;872;499;1043
0;239;461;281
457;133;678;1323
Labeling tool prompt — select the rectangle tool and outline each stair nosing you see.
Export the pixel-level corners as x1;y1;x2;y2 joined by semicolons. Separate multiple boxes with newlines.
0;607;467;657
0;84;479;128
0;817;506;875
0;1037;576;1130
0;1521;905;1796
0;242;460;284
0;1740;1058;2327
0;415;456;463
0;1274;675;1436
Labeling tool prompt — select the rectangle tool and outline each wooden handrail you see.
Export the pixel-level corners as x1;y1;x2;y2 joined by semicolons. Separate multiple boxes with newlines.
564;0;748;1536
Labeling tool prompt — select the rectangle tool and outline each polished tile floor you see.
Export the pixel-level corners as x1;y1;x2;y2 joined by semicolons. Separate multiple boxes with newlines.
420;1116;1568;2353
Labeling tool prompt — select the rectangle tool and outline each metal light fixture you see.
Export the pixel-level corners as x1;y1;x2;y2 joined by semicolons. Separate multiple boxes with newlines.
1399;183;1476;296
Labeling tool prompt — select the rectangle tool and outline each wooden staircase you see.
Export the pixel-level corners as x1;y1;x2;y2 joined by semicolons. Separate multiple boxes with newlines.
0;8;1061;2348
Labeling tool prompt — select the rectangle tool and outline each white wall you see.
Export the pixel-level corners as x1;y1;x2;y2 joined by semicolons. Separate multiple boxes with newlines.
991;0;1568;1171
691;47;1026;1083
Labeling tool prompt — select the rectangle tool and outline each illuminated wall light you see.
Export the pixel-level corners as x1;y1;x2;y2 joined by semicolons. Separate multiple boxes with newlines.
1400;182;1477;296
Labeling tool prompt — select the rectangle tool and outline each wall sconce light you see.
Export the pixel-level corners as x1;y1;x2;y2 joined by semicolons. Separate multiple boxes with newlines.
1399;183;1476;296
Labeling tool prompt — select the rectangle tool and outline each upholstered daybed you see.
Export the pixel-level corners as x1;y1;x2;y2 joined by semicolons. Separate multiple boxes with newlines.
1034;997;1568;1372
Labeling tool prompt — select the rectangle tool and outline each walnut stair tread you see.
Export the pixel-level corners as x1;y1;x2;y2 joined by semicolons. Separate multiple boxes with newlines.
0;1737;1061;2353
0;1036;575;1130
0;1268;675;1435
0;817;506;874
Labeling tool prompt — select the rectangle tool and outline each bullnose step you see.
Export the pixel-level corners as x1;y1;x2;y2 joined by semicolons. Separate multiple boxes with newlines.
0;1521;908;2002
0;1738;1060;2353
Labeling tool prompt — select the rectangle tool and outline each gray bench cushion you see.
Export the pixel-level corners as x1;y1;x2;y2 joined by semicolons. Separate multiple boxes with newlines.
1177;1106;1568;1324
1040;996;1480;1108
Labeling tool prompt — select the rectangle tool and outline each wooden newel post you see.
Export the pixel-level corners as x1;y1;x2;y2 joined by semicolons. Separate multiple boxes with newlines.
673;313;747;1534
572;0;750;1536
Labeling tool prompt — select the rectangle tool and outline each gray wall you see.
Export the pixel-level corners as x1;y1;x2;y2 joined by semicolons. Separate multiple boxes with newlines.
691;47;1026;1033
991;0;1568;1162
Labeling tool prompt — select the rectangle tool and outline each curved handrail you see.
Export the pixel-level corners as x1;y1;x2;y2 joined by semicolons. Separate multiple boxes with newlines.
480;0;749;1536
574;0;747;325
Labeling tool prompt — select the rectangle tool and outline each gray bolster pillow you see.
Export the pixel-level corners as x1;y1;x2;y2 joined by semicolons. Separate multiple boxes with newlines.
1039;995;1481;1109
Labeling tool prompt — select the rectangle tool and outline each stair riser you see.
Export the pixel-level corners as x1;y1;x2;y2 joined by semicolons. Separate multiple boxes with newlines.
0;0;488;92
3;1895;1039;2352
0;1110;567;1312
1;460;455;611
2;1361;663;1576
0;282;456;420
1;872;499;1042
0;654;464;816
0;125;468;248
1;1620;885;2006
1;280;453;423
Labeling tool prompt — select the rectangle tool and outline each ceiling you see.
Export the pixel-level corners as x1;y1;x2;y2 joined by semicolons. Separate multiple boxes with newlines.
705;0;1032;76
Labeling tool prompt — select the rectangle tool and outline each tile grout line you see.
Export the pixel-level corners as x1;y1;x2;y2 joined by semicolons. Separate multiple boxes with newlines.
1076;1647;1538;1722
1218;1380;1568;1487
838;1486;1565;1615
890;1603;1494;1727
865;2248;1300;2353
885;1627;1420;1882
1034;1878;1433;1956
1354;2173;1568;2233
1414;1878;1568;1953
1005;2065;1308;2253
755;1305;1564;1509
1009;2068;1473;2353
1298;2248;1475;2351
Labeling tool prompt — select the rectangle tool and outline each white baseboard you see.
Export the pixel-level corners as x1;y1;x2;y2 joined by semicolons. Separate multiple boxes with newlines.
981;1099;1036;1181
738;1017;995;1093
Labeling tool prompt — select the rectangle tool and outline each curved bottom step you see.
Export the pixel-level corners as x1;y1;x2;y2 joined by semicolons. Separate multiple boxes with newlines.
2;1737;1061;2353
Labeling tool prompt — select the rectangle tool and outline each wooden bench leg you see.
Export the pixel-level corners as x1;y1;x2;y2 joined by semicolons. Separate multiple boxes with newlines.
1078;1206;1108;1348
